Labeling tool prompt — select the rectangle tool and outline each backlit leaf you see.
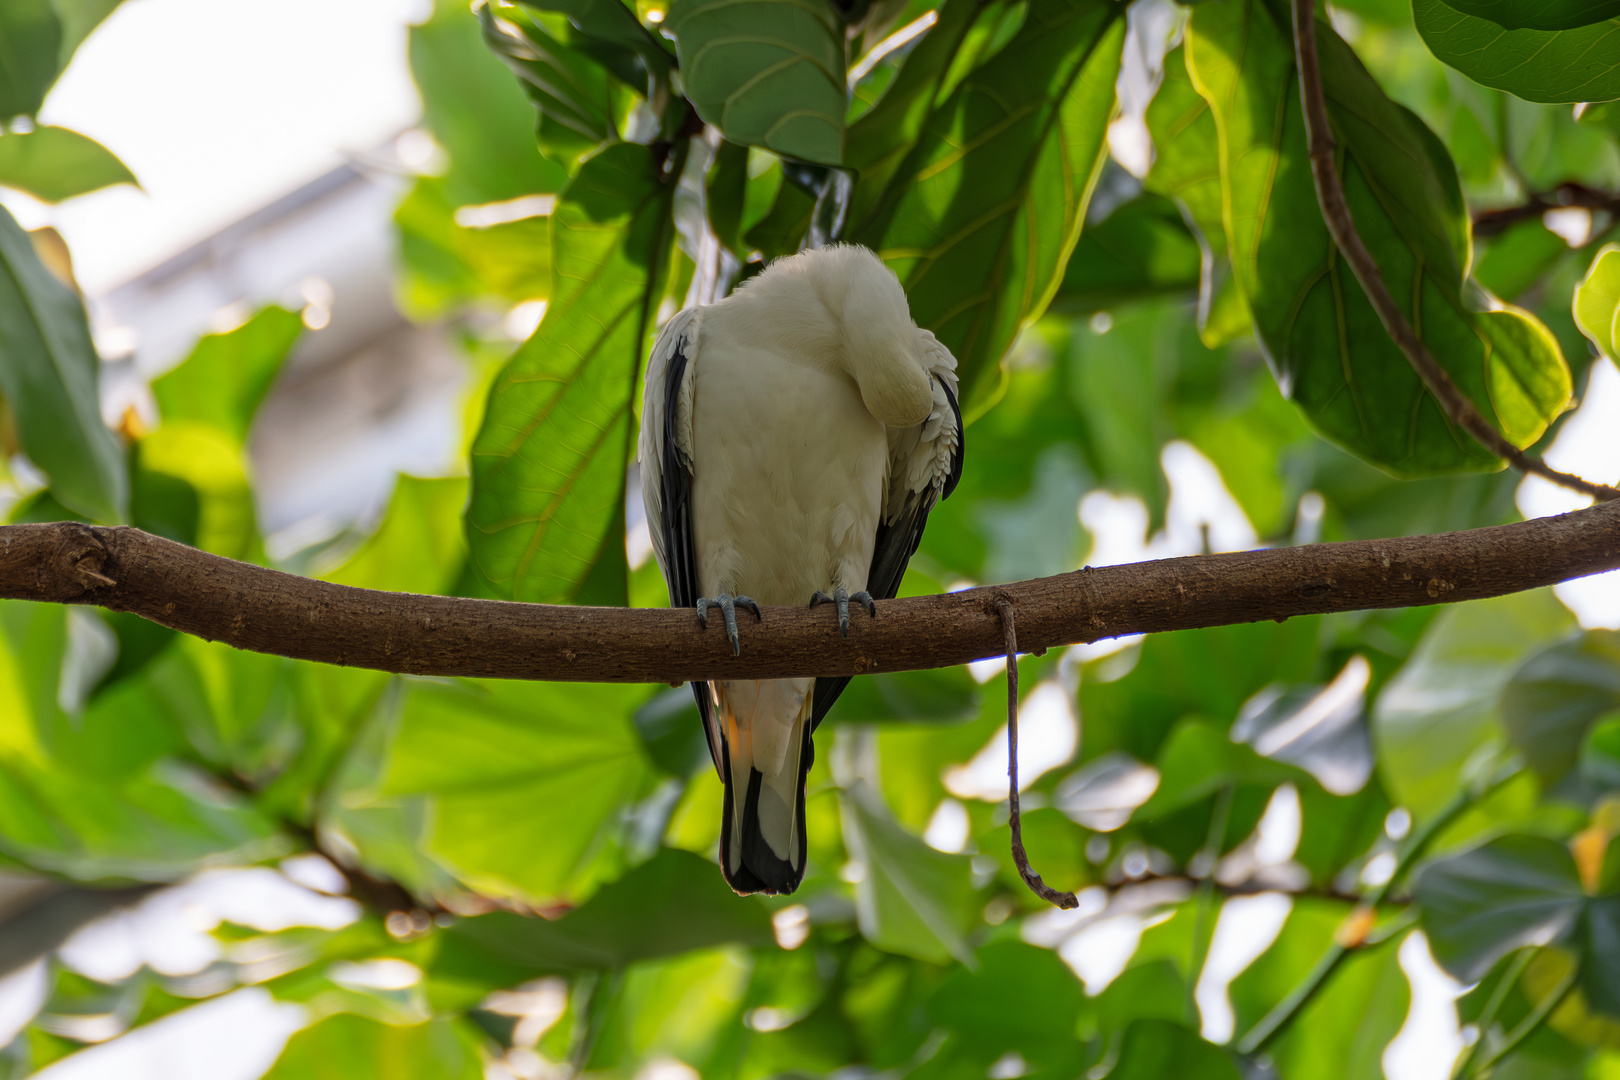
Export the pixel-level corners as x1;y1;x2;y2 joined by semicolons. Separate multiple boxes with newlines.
151;305;301;446
1415;0;1620;104
1187;0;1572;476
1575;244;1620;362
465;142;675;604
0;126;135;203
263;1014;482;1080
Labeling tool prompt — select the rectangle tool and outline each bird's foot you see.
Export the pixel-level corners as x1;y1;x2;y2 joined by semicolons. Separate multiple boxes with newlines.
696;593;761;656
809;587;876;639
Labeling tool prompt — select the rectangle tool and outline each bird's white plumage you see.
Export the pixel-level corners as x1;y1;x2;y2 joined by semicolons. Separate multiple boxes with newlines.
638;245;960;893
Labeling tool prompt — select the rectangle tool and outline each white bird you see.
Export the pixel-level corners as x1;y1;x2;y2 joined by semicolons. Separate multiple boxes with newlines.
639;244;963;895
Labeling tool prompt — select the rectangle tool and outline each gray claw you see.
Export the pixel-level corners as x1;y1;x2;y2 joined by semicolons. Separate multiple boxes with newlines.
810;586;874;639
851;590;877;619
697;593;760;656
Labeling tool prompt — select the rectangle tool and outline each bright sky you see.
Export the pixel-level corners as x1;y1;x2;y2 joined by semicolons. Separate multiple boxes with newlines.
6;0;427;296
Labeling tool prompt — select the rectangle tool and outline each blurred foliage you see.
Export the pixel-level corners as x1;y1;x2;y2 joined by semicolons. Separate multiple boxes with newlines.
0;0;1618;1076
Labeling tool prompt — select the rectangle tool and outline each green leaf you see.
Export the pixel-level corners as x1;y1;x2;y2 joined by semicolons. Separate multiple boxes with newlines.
1437;0;1620;30
853;0;1125;406
151;305;301;446
1585;897;1620;1018
1580;715;1620;790
667;0;846;166
821;667;983;725
521;0;675;93
0;0;61;119
1475;221;1570;302
1187;0;1573;476
1373;589;1575;818
51;0;125;65
1230;662;1374;796
1501;631;1620;786
839;779;978;966
1048;193;1203;314
1415;834;1587;983
381;676;657;905
428;848;773;1010
1109;1018;1242;1080
324;476;469;596
0;203;125;522
705;138;748;252
477;3;615;165
1145;48;1225;258
465;142;675;603
410;0;568;207
741;170;818;259
262;1014;482;1080
1575;244;1620;362
927;941;1086;1065
1415;0;1620;104
0;126;135;203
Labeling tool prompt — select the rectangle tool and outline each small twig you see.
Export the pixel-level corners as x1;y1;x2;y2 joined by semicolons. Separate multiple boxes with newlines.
996;600;1077;910
1291;0;1618;504
1465;956;1581;1079
1472;183;1620;239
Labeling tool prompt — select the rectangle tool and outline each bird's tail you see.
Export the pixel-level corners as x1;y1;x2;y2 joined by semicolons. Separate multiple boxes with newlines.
713;677;815;895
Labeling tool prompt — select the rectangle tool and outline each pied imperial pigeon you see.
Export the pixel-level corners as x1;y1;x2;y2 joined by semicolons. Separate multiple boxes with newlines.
638;244;964;896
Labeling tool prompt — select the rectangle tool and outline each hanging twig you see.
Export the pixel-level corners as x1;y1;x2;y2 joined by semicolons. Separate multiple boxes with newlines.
1289;0;1619;504
996;600;1078;910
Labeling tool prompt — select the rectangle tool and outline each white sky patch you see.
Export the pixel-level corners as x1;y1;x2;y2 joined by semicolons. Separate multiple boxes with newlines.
59;869;359;981
31;988;305;1080
1059;915;1146;996
1107;0;1183;178
943;681;1077;800
924;798;971;853
1517;358;1620;628
1079;441;1258;572
12;0;426;295
1253;784;1302;866
0;961;48;1049
1195;893;1293;1043
1384;932;1466;1080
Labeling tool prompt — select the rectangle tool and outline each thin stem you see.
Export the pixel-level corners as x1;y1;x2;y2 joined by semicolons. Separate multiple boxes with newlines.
1290;0;1618;503
998;600;1077;910
1465;956;1581;1079
1450;947;1537;1080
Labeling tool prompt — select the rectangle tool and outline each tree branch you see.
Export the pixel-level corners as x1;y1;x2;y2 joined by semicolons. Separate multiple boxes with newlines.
1;507;1618;682
1290;0;1619;504
1472;182;1620;239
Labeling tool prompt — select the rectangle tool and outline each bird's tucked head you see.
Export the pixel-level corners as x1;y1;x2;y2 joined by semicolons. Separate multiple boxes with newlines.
745;244;935;428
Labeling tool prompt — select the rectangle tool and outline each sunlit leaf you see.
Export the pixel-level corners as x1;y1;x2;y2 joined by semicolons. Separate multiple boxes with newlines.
1438;0;1620;29
1373;589;1574;818
840;779;978;966
465;142;675;603
0;203;125;522
1501;630;1620;786
1416;834;1586;982
1187;0;1572;476
428;848;772;1010
1415;0;1620;104
324;476;469;596
151;305;301;446
478;3;615;164
263;1013;482;1080
667;0;845;165
853;0;1125;406
0;126;134;203
1575;244;1620;362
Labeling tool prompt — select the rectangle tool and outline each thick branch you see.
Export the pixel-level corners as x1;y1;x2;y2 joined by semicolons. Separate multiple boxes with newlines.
1290;0;1619;504
2;506;1618;682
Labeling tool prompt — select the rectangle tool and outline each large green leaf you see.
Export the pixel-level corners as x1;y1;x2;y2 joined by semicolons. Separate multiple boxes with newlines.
262;1014;482;1080
0;203;125;522
667;0;846;166
0;126;135;203
1048;193;1202;314
428;848;772;1010
381;676;657;905
0;0;60;120
1501;631;1620;786
1264;932;1411;1080
1575;244;1620;362
1415;0;1620;104
477;2;615;165
1373;589;1574;818
839;780;978;966
1437;0;1620;30
51;0;125;64
926;941;1086;1072
853;0;1125;406
1187;0;1573;476
465;142;675;603
323;476;469;597
1416;834;1586;982
151;305;301;445
1109;1019;1241;1080
1585;897;1620;1018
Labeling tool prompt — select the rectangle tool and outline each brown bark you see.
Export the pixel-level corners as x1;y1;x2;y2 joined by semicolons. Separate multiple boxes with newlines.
2;505;1618;683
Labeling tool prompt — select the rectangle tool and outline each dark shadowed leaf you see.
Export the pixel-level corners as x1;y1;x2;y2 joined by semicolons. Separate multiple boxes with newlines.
0;126;135;203
429;848;773;1009
1500;630;1620;785
1585;898;1620;1018
1187;0;1572;476
1109;1018;1241;1080
465;142;675;603
477;3;614;165
667;0;846;165
0;204;125;522
1581;716;1620;790
822;667;982;725
1049;194;1202;314
853;0;1124;406
1415;0;1620;104
151;305;301;445
840;779;978;965
1437;0;1620;29
263;1013;483;1080
1415;834;1586;983
927;941;1086;1066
